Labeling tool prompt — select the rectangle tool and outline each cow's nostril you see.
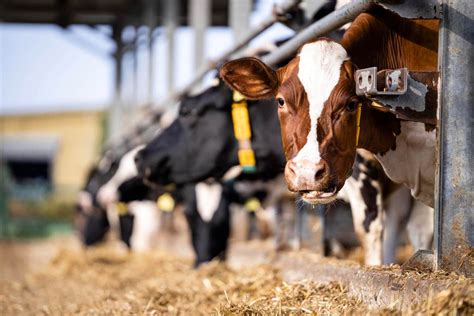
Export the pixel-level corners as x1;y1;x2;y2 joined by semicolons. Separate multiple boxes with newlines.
315;168;325;181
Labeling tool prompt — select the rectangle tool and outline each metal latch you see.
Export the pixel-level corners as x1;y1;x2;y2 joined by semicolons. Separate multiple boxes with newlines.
355;67;408;96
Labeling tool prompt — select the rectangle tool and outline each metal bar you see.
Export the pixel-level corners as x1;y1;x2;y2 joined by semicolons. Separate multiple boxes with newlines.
190;0;211;92
108;23;124;143
435;0;474;277
145;0;158;105
262;0;376;66
230;0;252;42
157;0;301;104
165;0;178;97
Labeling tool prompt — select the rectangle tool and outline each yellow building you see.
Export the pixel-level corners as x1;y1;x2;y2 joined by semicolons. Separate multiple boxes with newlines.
0;108;105;197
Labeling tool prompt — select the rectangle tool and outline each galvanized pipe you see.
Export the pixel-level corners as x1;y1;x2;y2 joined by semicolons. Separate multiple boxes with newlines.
435;0;474;277
158;0;302;105
263;0;376;66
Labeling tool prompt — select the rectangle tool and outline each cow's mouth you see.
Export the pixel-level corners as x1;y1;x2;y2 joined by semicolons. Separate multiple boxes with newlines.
301;185;338;204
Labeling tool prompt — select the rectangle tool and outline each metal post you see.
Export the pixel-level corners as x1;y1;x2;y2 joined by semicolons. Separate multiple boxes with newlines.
132;27;139;106
108;23;124;142
230;0;252;42
190;0;210;76
145;0;157;105
435;0;474;277
165;0;178;96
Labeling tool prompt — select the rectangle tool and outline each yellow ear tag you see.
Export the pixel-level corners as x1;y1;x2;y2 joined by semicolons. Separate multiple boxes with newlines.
232;90;257;172
116;202;128;216
232;102;252;140
157;193;175;213
245;198;261;213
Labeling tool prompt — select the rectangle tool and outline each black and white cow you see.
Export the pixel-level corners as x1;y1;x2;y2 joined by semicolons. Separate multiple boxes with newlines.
91;143;244;264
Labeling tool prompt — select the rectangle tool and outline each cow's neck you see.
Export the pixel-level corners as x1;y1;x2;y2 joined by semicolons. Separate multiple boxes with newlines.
342;7;438;71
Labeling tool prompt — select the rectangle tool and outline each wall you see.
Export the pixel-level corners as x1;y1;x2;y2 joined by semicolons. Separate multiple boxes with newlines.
0;110;104;193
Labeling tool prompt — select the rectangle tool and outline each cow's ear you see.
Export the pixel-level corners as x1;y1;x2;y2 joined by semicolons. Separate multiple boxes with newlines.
220;57;278;99
342;60;356;80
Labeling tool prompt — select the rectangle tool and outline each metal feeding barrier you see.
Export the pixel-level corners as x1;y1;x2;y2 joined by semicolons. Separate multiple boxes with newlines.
110;0;472;276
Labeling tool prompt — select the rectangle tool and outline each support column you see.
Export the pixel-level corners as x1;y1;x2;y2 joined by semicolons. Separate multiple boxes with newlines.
190;0;211;75
145;0;157;105
108;23;124;142
165;0;178;96
435;0;474;277
229;0;252;42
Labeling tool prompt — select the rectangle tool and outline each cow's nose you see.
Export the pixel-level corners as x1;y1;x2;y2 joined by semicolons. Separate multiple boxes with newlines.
284;159;328;191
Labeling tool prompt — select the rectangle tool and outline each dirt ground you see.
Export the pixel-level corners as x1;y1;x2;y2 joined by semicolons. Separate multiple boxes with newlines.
0;236;472;315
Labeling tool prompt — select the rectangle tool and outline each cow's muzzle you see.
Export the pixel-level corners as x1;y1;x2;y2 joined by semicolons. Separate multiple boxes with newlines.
284;159;337;204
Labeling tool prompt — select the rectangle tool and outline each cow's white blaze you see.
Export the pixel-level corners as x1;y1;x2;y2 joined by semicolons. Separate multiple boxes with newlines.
97;145;144;206
196;181;223;222
295;41;349;164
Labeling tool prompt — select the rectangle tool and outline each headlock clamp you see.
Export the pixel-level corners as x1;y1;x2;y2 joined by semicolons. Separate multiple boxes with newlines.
232;90;257;173
355;67;439;125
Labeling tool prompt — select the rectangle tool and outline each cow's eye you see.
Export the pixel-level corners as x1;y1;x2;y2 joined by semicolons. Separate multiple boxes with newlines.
346;101;357;112
277;97;285;108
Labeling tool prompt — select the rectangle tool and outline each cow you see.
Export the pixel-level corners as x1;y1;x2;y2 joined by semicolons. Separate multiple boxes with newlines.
219;6;436;261
91;143;245;264
220;6;438;208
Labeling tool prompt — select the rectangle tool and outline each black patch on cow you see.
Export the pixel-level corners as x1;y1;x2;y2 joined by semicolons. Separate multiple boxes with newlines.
119;214;134;248
361;177;379;233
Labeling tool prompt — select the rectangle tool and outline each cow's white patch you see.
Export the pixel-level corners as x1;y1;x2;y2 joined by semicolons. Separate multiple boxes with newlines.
376;121;436;207
196;181;223;222
406;200;433;250
295;41;349;164
97;145;144;206
77;191;93;214
222;165;243;181
128;201;160;251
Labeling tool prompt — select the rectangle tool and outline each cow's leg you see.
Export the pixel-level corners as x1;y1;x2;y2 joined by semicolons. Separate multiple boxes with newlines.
129;201;160;251
382;186;412;264
406;201;434;251
345;177;384;266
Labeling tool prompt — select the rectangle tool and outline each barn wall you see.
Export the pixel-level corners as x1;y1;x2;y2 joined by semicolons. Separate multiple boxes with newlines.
0;110;104;193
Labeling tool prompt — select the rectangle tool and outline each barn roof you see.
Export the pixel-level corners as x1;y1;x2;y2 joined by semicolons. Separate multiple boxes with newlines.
0;0;231;27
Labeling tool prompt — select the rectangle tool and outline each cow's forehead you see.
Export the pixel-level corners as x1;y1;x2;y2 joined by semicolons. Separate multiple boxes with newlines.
297;40;349;114
289;40;348;163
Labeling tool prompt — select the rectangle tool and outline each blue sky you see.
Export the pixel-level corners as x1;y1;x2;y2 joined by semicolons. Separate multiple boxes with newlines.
0;1;294;115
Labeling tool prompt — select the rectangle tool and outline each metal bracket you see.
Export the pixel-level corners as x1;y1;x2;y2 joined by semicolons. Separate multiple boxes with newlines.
378;0;441;19
356;67;408;96
355;67;439;125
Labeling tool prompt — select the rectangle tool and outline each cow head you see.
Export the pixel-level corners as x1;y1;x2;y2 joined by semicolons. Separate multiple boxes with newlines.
135;79;284;185
75;156;119;245
221;39;398;204
97;145;144;207
135;80;236;185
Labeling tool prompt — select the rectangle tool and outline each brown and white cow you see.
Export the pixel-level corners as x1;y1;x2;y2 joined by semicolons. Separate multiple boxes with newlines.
220;6;438;208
